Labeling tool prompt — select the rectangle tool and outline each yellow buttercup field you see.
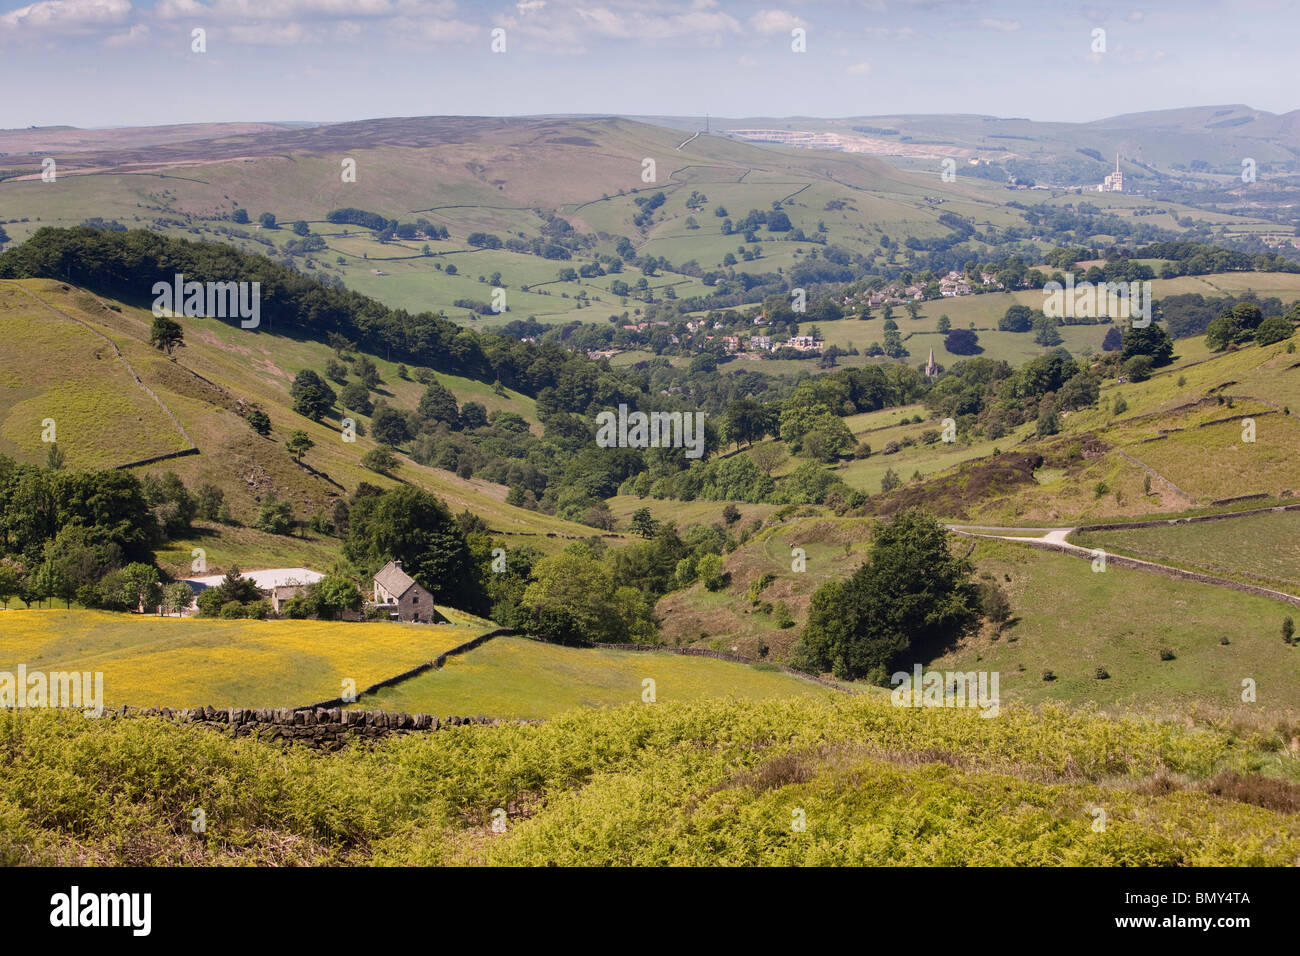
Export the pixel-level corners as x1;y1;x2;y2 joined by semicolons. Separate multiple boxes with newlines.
0;609;490;709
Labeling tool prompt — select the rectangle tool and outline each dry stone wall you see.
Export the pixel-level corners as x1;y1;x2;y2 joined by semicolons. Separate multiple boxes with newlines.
101;705;522;751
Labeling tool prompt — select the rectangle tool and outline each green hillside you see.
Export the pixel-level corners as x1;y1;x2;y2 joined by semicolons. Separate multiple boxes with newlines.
0;276;605;560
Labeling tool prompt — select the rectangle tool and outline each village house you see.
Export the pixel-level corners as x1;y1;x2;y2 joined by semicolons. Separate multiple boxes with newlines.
939;276;973;297
749;334;773;351
372;560;445;624
788;335;824;353
722;335;740;352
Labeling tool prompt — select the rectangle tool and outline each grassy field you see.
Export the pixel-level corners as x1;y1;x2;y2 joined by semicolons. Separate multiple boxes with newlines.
0;281;190;467
352;635;839;718
0;609;492;708
1071;511;1300;594
649;509;1300;718
5;693;1298;865
934;539;1300;713
952;333;1300;525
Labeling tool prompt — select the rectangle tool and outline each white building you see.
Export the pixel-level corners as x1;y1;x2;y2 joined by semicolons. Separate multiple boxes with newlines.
181;567;324;611
1099;154;1125;192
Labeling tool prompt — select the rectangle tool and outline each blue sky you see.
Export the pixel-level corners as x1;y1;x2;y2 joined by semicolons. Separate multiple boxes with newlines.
0;0;1293;129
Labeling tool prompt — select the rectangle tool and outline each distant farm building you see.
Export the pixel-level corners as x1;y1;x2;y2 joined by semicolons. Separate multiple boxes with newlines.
182;568;324;612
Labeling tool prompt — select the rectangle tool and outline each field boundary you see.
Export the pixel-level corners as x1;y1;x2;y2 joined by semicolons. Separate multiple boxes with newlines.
1113;449;1198;504
296;626;517;711
1073;500;1300;533
295;627;852;711
78;704;523;750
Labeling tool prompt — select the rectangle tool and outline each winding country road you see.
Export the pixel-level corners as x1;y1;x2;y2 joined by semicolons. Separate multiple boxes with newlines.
946;522;1300;608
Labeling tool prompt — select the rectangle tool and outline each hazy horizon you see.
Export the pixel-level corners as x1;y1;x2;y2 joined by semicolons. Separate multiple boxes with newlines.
0;0;1295;129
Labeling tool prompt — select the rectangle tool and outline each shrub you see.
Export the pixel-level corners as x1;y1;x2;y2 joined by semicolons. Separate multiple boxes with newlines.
362;447;399;475
976;579;1012;627
219;600;247;619
247;409;271;436
256;495;294;535
1042;670;1056;682
1159;647;1177;661
1094;666;1109;680
1122;354;1154;382
773;601;795;629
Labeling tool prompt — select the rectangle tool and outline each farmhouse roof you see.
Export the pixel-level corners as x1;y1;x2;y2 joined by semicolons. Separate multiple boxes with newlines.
375;560;418;598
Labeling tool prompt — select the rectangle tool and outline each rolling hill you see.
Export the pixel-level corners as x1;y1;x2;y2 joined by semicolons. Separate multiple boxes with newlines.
0;275;608;565
4;113;1283;335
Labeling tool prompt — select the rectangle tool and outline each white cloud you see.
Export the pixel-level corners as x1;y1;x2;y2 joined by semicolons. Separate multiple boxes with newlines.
846;60;870;75
750;9;805;36
864;25;913;39
406;15;476;42
978;17;1020;32
516;0;546;12
573;5;741;41
1;0;132;32
103;21;148;44
155;0;458;22
150;0;478;46
227;20;311;43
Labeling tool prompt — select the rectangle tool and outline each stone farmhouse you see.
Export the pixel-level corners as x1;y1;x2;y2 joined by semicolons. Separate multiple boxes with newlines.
372;560;445;623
